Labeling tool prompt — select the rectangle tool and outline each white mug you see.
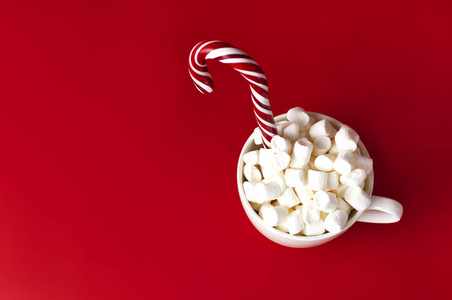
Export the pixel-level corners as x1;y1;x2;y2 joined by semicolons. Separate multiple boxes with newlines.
237;112;403;248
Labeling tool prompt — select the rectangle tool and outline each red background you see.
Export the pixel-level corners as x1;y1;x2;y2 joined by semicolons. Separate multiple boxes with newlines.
0;0;451;299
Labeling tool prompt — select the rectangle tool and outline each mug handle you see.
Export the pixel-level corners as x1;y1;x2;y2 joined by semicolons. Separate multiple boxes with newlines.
357;196;403;224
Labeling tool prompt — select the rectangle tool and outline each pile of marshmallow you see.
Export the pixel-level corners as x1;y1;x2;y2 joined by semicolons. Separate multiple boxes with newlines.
242;107;373;236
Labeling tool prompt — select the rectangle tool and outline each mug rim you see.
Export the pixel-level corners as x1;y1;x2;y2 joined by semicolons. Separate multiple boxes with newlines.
237;111;374;242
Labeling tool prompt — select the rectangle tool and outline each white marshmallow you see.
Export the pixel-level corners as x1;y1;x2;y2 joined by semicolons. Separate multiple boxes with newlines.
307;170;328;191
287;210;304;235
333;151;356;175
313;191;338;213
243;150;259;166
309;119;333;140
312;136;332;156
261;166;282;180
243;181;257;202
282;123;300;142
301;200;321;224
324;210;348;233
276;121;290;136
271;135;292;153
300;116;316;132
334;184;349;198
284;168;306;188
287;107;310;127
272;151;291;171
269;172;287;191
328;139;340;155
255;180;281;202
243;164;262;182
302;220;325;236
259;203;288;226
277;188;301;208
340;168;367;187
259;148;275;168
327;171;339;191
295;186;314;205
354;155;373;175
337;197;352;214
314;154;335;171
276;218;289;233
250;201;268;212
344;186;371;211
335;125;360;152
290;138;313;167
253;127;263;145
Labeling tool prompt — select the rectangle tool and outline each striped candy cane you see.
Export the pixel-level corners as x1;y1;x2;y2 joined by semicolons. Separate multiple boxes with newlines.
188;40;277;148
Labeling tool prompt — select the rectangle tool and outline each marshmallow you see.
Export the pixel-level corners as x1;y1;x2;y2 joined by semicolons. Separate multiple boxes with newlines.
312;136;332;156
255;180;281;202
250;201;266;212
313;191;338;213
302;220;325;236
300;200;321;224
337;197;352;214
290;138;313;167
272;151;291;171
333;151;356;175
284;168;306;188
243;150;259;166
324;210;348;233
270;172;287;191
244;164;262;182
344;186;371;211
307;170;328;191
276;121;290;136
300;116;316;132
328;139;340;156
271;135;292;153
277;188;301;208
259;203;288;226
335;125;359;152
276;218;289;233
261;166;282;180
354;155;373;175
243;181;257;202
334;184;349;198
287;209;304;235
340;168;367;187
314;154;335;171
253;127;263;145
327;171;339;191
309;119;333;140
295;186;314;205
259;148;275;168
282;123;300;142
287;107;310;127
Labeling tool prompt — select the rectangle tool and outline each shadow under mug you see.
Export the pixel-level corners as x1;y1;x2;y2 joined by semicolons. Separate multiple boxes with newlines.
237;112;403;248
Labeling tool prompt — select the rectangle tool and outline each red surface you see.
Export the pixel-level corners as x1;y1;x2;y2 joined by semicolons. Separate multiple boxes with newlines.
0;0;451;299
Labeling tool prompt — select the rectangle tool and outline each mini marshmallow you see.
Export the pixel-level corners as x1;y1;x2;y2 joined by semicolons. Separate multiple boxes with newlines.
300;116;316;132
333;151;356;175
253;127;263;145
272;151;291;171
259;203;288;226
354;155;373;175
255;180;281;202
337;197;352;214
328;139;340;155
243;150;259;166
282;123;300;142
302;220;325;236
334;184;349;198
344;186;371;211
327;171;339;191
271;135;292;153
270;172;287;191
243;164;262;182
312;136;332;156
313;191;338;213
287;107;310;127
307;170;328;191
261;166;282;180
243;181;257;202
259;148;275;168
324;210;348;233
300;200;321;224
309;119;333;140
276;121;290;136
284;168;306;188
314;154;335;171
340;168;367;187
287;210;304;235
276;218;289;233
290;138;313;168
277;188;301;208
335;125;360;152
295;186;314;205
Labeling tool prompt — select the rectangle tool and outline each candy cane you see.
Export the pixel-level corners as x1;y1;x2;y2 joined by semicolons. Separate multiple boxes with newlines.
188;40;277;148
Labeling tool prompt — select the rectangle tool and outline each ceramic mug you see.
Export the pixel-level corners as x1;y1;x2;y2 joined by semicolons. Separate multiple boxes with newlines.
237;112;403;248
